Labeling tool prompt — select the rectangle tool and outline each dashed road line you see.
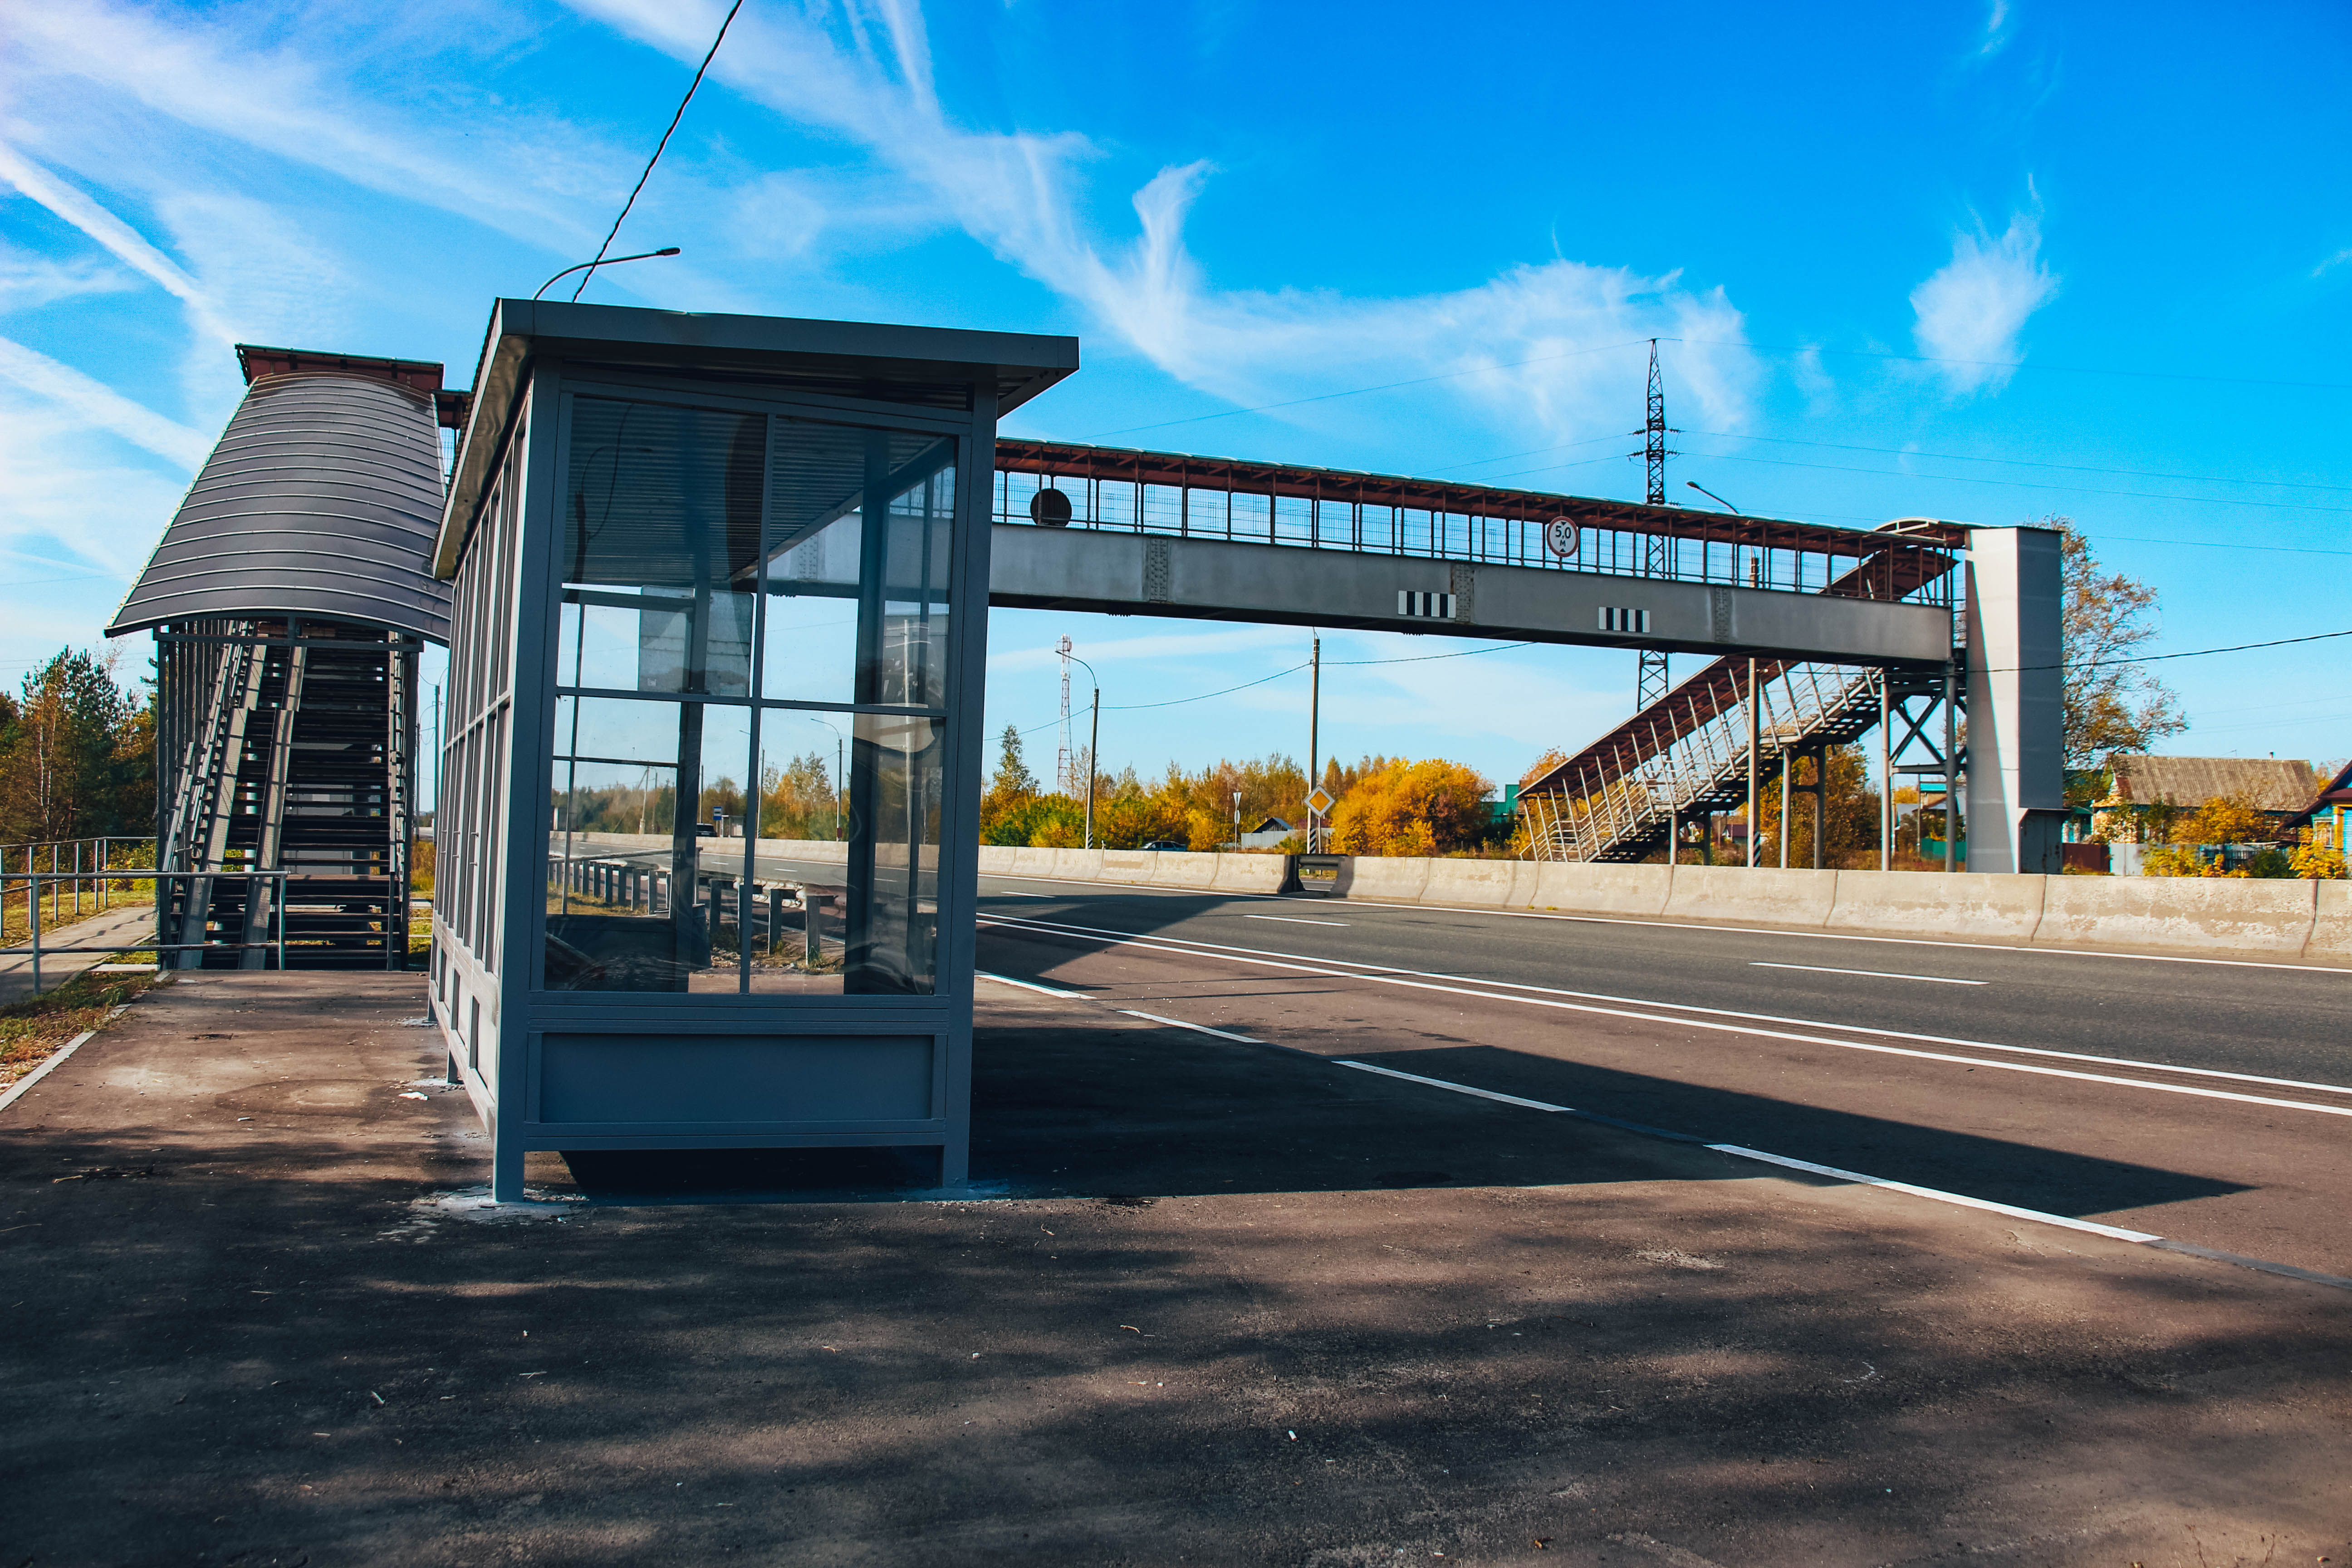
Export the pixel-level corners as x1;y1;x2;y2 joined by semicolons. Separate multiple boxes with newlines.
1750;961;1986;986
977;971;1092;1000
980;913;2352;1117
1118;1009;1267;1044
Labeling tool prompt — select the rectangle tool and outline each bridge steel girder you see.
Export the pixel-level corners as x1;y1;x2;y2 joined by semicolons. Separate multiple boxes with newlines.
988;524;1955;668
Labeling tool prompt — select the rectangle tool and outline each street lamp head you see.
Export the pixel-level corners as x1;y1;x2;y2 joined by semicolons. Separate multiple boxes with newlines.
531;245;684;301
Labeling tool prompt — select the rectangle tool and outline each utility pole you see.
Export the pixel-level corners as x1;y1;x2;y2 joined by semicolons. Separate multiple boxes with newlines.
1085;690;1098;850
1636;340;1672;711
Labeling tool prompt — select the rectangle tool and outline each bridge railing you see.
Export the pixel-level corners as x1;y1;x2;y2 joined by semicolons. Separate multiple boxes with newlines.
993;440;1961;608
1521;662;1888;862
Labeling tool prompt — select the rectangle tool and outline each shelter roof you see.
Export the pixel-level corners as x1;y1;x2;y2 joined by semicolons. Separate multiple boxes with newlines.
108;355;454;643
2100;755;2320;813
437;300;1080;578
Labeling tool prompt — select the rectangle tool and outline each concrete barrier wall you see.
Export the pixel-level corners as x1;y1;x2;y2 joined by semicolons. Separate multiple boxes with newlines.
1096;849;1156;885
1212;854;1290;894
1665;865;1838;928
2309;881;2352;960
1418;857;1528;908
1051;848;1104;882
1827;869;2046;943
1150;851;1221;890
971;842;2348;962
2034;875;2317;956
1528;862;1670;917
1344;856;1433;903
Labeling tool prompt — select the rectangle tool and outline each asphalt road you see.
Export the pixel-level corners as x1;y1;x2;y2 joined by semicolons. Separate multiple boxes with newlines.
974;873;2352;1279
7;972;2347;1565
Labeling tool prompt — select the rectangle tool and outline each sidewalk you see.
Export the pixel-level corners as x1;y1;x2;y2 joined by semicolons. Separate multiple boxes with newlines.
0;902;159;1004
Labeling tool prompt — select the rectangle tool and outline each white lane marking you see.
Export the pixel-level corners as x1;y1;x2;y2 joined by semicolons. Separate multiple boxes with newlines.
980;914;2352;1119
1705;1144;2162;1243
1750;961;1986;986
967;870;2352;975
1244;914;1348;926
985;889;1050;897
1337;1059;1576;1113
982;974;2352;1291
1333;1059;2163;1245
985;911;2352;1098
1119;1009;1266;1044
976;971;1092;1000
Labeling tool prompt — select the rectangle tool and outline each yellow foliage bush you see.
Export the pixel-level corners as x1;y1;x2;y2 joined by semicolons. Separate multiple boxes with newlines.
1328;758;1494;857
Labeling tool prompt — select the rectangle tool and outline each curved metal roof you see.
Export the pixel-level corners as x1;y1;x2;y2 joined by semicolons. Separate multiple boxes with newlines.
108;370;453;643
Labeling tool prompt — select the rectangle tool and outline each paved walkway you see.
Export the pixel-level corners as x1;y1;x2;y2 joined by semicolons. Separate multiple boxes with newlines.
0;902;161;1004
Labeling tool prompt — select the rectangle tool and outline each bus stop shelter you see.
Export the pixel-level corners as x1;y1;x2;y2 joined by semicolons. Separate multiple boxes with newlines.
430;300;1077;1199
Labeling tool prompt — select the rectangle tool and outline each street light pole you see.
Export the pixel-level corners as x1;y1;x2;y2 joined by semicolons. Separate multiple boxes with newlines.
1308;633;1322;851
1063;652;1102;850
807;715;848;840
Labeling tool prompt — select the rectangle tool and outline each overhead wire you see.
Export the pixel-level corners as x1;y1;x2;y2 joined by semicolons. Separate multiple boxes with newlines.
1678;430;2352;495
569;0;745;302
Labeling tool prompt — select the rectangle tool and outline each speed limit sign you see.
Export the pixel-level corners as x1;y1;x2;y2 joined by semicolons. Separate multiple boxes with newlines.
1543;517;1579;559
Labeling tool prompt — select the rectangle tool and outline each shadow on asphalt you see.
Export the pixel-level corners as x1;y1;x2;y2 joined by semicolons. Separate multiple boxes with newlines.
972;891;2249;1222
547;994;2243;1220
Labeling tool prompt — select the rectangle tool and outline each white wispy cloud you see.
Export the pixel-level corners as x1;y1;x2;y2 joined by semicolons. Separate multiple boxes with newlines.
571;0;1759;442
1979;0;2015;59
1908;211;2058;394
0;241;133;314
0;142;223;338
0;0;610;249
2313;246;2352;279
0;335;210;469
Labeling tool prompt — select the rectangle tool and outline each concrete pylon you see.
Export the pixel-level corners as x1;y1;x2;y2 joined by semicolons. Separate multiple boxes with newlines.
1964;525;2065;873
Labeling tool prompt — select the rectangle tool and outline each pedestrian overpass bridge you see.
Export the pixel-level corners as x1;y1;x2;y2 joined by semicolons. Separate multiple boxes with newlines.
983;439;2058;876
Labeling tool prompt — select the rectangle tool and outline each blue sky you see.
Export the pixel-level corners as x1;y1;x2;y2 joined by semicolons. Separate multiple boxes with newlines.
4;0;2349;801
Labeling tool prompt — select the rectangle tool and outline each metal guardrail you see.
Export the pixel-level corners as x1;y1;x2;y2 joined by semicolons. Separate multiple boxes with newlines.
1;869;289;995
3;837;160;926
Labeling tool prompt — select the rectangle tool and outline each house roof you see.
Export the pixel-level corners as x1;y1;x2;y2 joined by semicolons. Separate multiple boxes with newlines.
2101;755;2320;813
2280;759;2352;832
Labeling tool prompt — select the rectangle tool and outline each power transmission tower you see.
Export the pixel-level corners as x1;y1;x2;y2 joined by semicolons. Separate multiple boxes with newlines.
1055;634;1075;795
1636;339;1672;709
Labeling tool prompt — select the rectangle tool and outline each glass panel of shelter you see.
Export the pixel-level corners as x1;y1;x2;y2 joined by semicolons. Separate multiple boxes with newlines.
544;392;955;998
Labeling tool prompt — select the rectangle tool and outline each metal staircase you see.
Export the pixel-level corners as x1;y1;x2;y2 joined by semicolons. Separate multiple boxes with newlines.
158;619;415;967
1519;533;1963;864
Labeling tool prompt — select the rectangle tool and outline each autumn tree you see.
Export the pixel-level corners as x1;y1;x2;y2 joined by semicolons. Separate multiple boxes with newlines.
2056;519;2185;776
1328;758;1494;857
1747;744;1882;868
758;751;840;840
0;646;153;843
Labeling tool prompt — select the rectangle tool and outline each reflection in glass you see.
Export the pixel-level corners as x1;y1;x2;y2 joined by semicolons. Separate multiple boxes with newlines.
761;418;954;710
563;398;763;697
544;697;753;993
844;709;943;995
747;719;848;994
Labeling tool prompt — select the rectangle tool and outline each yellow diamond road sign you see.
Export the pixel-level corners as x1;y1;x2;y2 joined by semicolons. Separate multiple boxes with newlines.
1306;788;1333;815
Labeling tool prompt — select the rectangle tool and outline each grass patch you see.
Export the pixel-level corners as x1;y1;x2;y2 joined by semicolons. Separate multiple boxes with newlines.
1;885;157;950
0;967;171;1091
